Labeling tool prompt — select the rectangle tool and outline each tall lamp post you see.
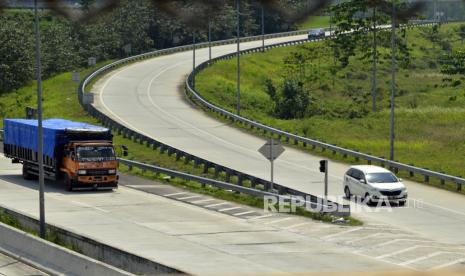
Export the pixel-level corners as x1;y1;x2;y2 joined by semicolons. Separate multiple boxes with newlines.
389;0;396;161
34;0;46;239
261;4;265;52
236;0;241;115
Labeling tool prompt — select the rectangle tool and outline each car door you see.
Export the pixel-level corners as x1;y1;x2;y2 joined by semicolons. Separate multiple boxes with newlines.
346;169;359;196
352;170;365;196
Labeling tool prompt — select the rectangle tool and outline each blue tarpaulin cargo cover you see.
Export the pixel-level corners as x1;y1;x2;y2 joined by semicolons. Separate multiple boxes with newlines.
3;119;110;158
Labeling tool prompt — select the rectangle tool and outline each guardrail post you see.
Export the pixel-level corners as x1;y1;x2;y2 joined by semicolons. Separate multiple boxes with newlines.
203;162;210;174
251;178;257;188
175;151;182;161
237;174;243;186
184;155;191;164
194;157;200;168
159;144;166;154
424;174;429;183
294;133;298;145
225;169;231;182
167;148;175;157
457;182;462;192
214;165;221;178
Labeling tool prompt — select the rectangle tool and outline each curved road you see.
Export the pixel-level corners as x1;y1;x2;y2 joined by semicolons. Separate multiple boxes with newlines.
93;34;465;246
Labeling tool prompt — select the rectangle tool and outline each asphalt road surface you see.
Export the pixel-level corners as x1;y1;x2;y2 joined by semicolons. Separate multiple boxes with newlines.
93;33;465;246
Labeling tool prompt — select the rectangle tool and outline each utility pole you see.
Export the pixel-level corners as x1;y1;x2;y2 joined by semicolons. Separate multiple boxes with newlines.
34;0;46;239
269;138;274;191
261;4;265;52
372;7;378;112
236;0;241;115
208;21;212;61
389;0;396;161
192;31;196;88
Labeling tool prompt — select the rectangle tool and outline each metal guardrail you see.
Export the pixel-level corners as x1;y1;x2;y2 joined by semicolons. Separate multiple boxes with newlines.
186;21;465;193
77;28;351;216
119;158;347;215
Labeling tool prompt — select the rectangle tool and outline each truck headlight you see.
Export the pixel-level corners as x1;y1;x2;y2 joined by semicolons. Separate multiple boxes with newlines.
78;170;87;175
108;169;116;174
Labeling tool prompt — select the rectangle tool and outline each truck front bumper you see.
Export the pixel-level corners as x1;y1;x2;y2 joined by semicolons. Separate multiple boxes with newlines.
75;175;118;190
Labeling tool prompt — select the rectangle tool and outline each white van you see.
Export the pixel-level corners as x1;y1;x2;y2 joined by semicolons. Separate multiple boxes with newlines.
343;165;408;205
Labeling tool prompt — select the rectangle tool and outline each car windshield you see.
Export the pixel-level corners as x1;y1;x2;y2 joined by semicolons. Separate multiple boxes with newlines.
76;146;115;162
366;172;398;183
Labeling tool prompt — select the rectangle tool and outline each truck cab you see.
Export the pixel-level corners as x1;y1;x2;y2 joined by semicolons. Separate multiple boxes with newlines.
62;141;119;191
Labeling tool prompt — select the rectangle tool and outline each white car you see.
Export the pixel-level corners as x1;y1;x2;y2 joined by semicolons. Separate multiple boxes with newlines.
308;28;325;39
343;165;408;205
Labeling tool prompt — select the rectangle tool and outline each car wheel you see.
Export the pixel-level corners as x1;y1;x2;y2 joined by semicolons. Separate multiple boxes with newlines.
344;186;352;199
22;164;34;180
365;193;374;206
399;200;406;206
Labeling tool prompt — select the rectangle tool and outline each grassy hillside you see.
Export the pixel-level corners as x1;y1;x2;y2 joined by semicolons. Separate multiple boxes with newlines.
195;23;465;180
298;16;330;30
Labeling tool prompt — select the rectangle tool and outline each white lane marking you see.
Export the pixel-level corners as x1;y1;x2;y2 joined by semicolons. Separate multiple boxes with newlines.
177;195;202;200
353;251;417;271
70;200;109;213
345;232;382;244
219;206;242;212
164;192;188;197
264;217;294;225
375;246;419;259
429;258;465;270
191;198;216;204
233;210;255;216
399;251;445;266
248;214;273;220
125;184;158;188
376;239;431;247
420;201;465;217
204;202;229;208
321;227;363;240
283;222;311;230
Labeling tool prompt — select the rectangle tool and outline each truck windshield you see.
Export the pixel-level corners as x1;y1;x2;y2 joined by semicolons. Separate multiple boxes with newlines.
76;146;115;162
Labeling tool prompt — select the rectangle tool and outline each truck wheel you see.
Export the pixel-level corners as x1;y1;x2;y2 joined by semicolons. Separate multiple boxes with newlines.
22;165;34;180
63;173;73;191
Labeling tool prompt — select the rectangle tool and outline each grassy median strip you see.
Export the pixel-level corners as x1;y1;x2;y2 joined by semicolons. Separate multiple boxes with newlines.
0;63;359;225
194;23;465;196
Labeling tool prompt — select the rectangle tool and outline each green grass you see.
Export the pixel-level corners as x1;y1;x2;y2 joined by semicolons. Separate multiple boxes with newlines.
298;16;330;30
0;62;357;224
195;23;465;195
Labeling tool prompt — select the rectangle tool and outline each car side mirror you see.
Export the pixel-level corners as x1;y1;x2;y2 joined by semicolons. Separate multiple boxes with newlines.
398;178;403;182
359;179;366;184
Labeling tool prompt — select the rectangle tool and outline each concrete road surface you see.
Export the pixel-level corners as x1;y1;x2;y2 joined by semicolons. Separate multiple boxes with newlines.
0;251;47;276
93;34;465;246
1;155;413;275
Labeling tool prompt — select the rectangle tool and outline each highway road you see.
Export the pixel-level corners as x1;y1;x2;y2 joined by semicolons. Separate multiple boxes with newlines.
92;32;465;248
0;155;410;275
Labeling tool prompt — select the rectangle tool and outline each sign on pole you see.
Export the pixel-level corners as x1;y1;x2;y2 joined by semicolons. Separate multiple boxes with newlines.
72;72;80;83
259;138;285;191
88;57;96;67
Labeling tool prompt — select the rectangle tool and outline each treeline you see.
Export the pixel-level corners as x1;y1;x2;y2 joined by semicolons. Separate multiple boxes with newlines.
0;0;302;93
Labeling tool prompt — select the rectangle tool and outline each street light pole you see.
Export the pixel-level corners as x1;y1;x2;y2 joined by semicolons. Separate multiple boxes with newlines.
192;31;196;88
34;0;46;239
389;0;396;161
261;4;265;52
208;21;212;61
236;0;241;115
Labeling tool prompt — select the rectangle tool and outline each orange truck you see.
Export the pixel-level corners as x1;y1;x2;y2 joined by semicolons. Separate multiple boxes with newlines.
3;119;125;191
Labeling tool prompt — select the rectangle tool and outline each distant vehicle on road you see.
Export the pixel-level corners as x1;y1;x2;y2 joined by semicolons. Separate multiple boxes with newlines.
308;28;326;40
3;119;127;191
343;165;408;206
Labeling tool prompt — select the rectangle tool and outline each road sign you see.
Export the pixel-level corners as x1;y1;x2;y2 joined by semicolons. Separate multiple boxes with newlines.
258;139;285;161
72;72;80;83
259;138;285;191
88;57;96;67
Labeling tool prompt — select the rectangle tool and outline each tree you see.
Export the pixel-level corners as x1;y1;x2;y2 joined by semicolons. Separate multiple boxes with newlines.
328;0;412;112
264;78;312;119
0;16;34;92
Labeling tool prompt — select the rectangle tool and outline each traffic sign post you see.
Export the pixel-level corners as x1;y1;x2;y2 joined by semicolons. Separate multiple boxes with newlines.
319;160;328;198
259;138;285;191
